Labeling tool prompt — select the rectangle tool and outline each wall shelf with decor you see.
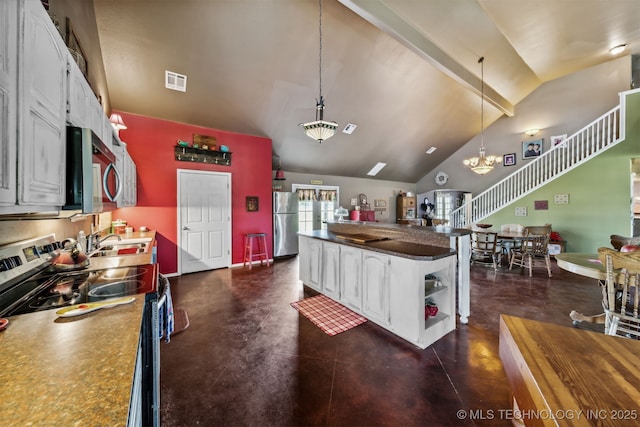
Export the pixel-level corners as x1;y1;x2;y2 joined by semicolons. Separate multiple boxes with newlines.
174;146;232;165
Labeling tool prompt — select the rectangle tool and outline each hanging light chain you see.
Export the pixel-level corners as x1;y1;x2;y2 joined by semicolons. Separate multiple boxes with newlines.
478;56;485;151
318;0;323;102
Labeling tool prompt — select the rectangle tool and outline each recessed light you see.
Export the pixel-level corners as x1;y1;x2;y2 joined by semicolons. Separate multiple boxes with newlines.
426;146;437;154
609;44;627;55
343;123;357;134
367;162;386;176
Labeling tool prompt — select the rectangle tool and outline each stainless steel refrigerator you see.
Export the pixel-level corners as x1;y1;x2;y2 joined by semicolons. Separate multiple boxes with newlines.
273;192;299;257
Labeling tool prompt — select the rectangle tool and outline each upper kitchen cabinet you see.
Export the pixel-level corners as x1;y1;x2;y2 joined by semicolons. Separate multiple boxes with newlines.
0;1;18;206
18;0;67;206
0;0;67;213
113;138;137;208
67;56;112;149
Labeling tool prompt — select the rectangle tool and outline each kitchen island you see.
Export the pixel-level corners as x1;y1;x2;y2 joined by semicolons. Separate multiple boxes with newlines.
298;221;471;349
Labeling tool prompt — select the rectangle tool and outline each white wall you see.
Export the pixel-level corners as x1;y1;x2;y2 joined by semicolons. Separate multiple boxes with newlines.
417;55;632;196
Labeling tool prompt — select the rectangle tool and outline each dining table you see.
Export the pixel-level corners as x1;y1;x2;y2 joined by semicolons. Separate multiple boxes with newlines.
555;252;607;325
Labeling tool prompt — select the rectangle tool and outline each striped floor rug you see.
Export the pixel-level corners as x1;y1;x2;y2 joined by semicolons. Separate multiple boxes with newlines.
290;294;367;336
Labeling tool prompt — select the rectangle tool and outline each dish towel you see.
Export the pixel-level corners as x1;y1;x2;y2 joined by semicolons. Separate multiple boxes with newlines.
160;281;175;343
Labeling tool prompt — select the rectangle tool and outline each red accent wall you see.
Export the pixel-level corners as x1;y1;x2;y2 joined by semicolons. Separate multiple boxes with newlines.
113;112;272;275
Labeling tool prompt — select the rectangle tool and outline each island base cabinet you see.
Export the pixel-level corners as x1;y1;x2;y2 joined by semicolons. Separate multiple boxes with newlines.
298;235;457;349
299;236;323;292
361;251;390;326
340;245;362;311
388;256;456;348
322;242;340;300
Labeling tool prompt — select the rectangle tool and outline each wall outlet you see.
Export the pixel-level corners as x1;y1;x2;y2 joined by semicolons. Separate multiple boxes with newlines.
515;207;527;216
350;198;358;206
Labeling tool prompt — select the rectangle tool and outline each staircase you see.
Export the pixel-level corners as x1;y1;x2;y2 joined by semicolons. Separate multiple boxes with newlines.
450;91;631;228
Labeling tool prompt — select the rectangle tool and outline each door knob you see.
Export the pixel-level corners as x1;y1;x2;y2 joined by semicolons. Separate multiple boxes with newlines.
182;226;189;230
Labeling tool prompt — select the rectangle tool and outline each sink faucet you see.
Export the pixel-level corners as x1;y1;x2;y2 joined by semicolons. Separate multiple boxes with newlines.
86;234;122;258
97;234;122;246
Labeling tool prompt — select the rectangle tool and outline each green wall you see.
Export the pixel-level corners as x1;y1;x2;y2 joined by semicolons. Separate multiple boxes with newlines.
484;90;640;253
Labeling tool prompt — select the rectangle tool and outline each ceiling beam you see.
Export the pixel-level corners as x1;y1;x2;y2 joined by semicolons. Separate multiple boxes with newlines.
338;0;514;117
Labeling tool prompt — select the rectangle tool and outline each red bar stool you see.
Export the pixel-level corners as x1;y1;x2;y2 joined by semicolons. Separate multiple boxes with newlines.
243;233;270;269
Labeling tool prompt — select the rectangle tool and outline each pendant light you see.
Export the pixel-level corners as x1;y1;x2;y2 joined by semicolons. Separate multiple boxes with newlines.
274;159;286;181
463;57;501;175
300;0;337;143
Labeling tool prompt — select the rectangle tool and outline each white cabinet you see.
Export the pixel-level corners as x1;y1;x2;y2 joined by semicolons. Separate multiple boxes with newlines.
0;0;18;206
114;140;137;208
67;57;94;128
322;241;340;299
388;255;456;348
18;0;67;207
298;234;457;349
340;245;362;311
299;236;322;292
361;251;390;326
0;0;67;213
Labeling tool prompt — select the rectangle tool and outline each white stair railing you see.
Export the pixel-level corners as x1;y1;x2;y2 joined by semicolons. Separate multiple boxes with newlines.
451;102;624;228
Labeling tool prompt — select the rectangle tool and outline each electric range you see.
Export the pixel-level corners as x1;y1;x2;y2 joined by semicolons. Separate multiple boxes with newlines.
0;234;157;317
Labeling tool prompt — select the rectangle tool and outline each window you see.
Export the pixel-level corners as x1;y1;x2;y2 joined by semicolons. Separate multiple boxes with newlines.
292;185;339;232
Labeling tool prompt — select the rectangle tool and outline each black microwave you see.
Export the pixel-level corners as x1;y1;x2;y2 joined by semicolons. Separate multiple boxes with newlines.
64;126;122;213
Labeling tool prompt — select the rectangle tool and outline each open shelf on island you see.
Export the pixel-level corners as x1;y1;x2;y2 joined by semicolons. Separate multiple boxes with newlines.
425;312;449;328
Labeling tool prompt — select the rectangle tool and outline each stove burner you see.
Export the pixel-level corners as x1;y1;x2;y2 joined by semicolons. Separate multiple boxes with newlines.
50;278;78;296
88;280;145;298
29;291;82;309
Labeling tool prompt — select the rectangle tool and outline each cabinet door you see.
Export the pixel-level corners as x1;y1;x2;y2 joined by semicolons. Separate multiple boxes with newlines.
124;148;137;207
322;241;340;299
307;238;323;291
298;236;310;284
67;58;93;127
18;0;67;206
0;0;17;206
362;250;390;325
340;245;362;311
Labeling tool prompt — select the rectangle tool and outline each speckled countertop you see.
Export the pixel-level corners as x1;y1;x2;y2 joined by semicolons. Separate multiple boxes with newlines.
0;231;157;426
300;230;456;260
0;297;144;426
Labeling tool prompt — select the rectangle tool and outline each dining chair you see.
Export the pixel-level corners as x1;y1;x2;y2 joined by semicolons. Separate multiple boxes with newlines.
498;224;523;261
509;231;552;277
471;231;501;270
598;247;640;339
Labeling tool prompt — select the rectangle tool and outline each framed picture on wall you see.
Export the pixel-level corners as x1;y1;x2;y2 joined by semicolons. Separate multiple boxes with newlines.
246;196;259;212
551;134;567;149
503;153;516;166
522;138;543;159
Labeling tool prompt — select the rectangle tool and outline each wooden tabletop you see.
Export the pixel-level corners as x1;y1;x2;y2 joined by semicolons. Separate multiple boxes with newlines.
555;252;605;280
500;314;640;427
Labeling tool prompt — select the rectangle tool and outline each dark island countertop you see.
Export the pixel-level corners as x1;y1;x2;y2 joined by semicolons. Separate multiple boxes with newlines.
299;230;456;260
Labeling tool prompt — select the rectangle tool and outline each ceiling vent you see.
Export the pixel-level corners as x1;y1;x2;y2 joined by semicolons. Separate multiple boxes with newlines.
165;70;187;92
343;123;357;134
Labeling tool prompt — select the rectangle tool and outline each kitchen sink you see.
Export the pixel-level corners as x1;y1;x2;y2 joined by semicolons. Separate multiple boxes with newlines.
89;238;153;258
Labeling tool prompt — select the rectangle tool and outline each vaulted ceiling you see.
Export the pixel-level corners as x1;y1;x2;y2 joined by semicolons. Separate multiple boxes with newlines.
94;0;640;183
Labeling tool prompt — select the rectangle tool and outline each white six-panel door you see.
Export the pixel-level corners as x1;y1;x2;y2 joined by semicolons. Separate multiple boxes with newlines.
178;169;231;274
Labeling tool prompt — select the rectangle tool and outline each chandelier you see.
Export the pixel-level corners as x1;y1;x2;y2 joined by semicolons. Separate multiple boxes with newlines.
301;0;337;143
463;57;501;175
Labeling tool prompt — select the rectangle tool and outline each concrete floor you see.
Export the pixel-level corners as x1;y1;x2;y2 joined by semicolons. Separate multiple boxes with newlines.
160;256;604;426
